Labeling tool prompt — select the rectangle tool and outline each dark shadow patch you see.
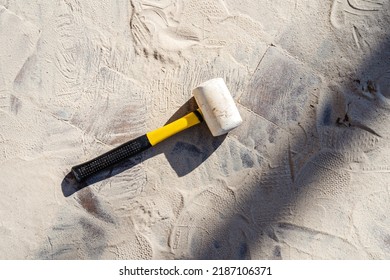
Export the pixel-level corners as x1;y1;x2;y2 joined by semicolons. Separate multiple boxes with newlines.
13;52;38;92
143;48;149;58
384;235;390;248
240;151;255;168
168;141;206;176
79;217;106;259
76;188;115;224
36;214;108;259
213;240;222;249
10;95;22;115
172;141;204;158
273;245;282;259
322;104;332;125
238;242;249;259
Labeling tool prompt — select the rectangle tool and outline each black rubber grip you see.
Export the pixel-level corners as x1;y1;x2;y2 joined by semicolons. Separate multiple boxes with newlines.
71;134;152;182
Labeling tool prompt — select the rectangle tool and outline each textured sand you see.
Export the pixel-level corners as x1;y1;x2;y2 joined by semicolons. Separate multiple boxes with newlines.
1;0;390;259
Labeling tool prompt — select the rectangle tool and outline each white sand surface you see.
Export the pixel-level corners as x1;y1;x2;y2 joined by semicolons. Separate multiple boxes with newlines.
1;0;390;259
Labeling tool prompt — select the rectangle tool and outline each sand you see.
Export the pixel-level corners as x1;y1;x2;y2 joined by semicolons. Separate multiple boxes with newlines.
0;0;390;259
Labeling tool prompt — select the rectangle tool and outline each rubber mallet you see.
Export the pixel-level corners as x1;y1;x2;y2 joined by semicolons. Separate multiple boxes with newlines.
71;78;242;182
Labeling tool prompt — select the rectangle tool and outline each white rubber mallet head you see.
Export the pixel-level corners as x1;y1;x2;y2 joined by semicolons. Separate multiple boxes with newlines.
193;78;243;136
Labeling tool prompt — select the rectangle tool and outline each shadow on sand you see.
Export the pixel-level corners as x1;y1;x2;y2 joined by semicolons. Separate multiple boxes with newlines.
189;38;390;259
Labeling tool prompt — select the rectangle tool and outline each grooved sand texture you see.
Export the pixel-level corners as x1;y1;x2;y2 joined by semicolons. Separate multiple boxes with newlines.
1;0;390;259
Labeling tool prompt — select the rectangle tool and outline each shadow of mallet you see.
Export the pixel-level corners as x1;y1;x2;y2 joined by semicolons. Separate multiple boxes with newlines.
71;78;243;182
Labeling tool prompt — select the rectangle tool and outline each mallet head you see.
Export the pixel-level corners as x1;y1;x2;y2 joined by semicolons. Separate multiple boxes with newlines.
193;78;243;136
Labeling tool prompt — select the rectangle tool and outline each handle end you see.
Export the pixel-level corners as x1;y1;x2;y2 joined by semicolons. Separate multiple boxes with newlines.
70;135;151;182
